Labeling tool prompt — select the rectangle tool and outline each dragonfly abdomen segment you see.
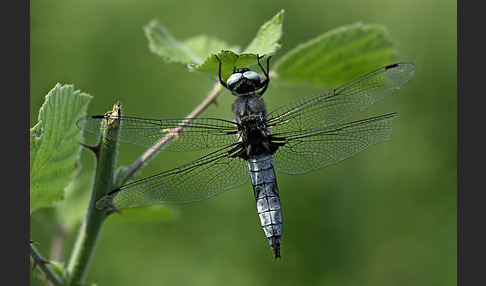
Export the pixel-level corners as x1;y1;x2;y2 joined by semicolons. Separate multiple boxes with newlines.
248;154;282;259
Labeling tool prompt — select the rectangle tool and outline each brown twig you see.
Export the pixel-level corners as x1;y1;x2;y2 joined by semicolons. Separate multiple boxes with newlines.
120;82;224;184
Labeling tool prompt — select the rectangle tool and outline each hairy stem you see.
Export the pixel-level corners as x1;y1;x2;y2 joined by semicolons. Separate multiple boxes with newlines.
66;105;122;286
30;243;64;286
120;82;224;184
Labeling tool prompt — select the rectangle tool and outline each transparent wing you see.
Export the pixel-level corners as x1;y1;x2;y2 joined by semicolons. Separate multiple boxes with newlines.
267;63;415;134
273;113;397;174
96;144;250;210
77;116;239;151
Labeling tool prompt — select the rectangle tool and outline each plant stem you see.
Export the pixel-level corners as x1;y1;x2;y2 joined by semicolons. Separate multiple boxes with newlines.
66;105;122;286
30;243;64;286
120;82;224;184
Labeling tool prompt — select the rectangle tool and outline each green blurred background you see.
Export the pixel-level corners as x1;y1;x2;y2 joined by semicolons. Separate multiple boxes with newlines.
30;0;456;285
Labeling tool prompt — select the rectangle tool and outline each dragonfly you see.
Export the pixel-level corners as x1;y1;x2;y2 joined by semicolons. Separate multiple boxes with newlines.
78;55;416;259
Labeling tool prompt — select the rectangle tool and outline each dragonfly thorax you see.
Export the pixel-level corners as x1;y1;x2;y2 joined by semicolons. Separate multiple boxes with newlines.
231;95;267;124
237;116;279;159
240;116;267;140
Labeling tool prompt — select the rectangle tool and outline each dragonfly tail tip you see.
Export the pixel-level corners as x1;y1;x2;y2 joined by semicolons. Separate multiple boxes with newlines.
271;243;281;259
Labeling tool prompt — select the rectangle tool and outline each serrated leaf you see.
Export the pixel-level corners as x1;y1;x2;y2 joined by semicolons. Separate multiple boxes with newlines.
244;9;284;55
144;20;239;65
191;50;260;81
273;23;398;87
30;84;92;214
146;11;284;79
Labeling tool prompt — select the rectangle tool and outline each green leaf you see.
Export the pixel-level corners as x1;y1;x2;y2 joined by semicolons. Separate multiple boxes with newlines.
146;11;284;79
273;23;398;87
144;20;240;65
191;50;260;81
30;84;92;214
244;9;285;55
183;35;240;62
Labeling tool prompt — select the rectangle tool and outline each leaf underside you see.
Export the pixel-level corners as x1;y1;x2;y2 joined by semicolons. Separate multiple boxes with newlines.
144;10;285;79
144;19;241;66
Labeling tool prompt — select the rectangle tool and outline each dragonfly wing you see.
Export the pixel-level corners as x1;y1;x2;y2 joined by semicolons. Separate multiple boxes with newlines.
77;116;239;152
96;144;250;210
273;113;397;175
267;63;415;134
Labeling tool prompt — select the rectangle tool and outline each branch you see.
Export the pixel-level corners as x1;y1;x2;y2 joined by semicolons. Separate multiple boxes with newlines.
66;105;122;285
30;243;64;286
119;82;224;184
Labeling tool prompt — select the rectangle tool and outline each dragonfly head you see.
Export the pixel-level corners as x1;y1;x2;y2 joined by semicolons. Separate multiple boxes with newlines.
226;69;263;96
215;54;271;97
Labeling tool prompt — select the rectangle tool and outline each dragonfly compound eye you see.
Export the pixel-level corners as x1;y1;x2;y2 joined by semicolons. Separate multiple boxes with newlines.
227;73;243;87
243;71;261;82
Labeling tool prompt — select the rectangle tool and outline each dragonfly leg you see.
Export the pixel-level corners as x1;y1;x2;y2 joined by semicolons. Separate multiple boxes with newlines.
257;55;271;97
214;55;228;89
